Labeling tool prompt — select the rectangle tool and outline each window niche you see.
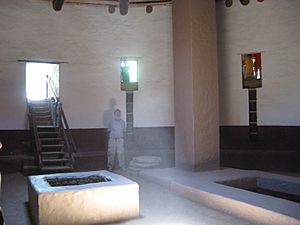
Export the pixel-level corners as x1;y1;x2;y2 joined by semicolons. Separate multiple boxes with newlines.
241;52;262;89
120;58;138;91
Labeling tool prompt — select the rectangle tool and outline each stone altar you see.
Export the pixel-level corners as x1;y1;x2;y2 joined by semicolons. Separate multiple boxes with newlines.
28;170;139;225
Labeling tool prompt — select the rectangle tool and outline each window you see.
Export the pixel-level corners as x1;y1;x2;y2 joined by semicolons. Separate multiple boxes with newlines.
120;58;138;91
241;52;262;89
26;62;59;101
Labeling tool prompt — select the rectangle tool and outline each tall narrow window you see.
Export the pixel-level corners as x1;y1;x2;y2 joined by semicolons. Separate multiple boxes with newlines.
241;52;262;89
120;58;138;91
26;62;59;101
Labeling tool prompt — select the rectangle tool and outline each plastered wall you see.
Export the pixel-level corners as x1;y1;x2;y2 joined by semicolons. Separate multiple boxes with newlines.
173;0;219;170
217;0;300;125
0;0;174;129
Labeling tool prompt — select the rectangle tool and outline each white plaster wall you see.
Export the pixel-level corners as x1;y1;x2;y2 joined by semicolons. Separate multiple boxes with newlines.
0;62;27;128
173;0;219;170
0;0;174;129
217;0;300;125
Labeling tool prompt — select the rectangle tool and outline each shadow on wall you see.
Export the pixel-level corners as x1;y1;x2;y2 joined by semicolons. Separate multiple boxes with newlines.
125;127;175;168
102;98;117;128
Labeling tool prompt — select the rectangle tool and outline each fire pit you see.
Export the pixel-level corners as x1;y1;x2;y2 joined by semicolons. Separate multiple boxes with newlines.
46;175;112;187
28;170;139;225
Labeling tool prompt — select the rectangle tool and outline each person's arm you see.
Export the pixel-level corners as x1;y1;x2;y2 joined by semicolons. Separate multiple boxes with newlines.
107;121;113;140
107;121;112;133
122;120;126;133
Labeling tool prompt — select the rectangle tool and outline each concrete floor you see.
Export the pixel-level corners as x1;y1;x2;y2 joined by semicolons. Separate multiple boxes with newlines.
136;168;300;225
0;171;260;225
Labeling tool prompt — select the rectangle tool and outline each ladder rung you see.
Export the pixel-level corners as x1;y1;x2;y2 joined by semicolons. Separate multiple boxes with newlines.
41;144;64;148
38;132;59;135
34;115;52;118
40;138;63;141
37;125;58;129
42;151;65;155
42;158;69;163
41;166;73;172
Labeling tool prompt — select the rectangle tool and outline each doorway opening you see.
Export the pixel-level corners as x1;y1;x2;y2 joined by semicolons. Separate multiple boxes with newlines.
26;62;59;101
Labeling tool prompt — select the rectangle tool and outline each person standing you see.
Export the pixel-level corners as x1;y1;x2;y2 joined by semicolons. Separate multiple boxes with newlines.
243;54;254;80
107;109;126;171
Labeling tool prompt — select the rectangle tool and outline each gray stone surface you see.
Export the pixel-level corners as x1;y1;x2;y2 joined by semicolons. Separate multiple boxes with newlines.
28;171;139;225
129;161;160;168
137;168;300;225
125;127;175;168
132;156;161;164
2;172;261;225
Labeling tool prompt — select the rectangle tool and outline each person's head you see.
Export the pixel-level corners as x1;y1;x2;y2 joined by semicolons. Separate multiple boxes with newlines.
114;109;121;120
247;54;252;59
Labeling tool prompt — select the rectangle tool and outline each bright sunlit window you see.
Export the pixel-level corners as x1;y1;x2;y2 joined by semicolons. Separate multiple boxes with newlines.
26;62;59;101
120;59;138;83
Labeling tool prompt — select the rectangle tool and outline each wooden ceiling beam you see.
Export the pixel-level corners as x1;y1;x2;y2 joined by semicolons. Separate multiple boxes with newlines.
44;0;172;7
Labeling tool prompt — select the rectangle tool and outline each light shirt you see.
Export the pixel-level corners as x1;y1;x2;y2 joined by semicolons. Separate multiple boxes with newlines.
108;119;126;139
244;58;254;74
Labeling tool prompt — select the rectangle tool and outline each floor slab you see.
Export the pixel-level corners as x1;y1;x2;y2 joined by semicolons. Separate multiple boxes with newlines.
1;172;259;225
137;168;300;225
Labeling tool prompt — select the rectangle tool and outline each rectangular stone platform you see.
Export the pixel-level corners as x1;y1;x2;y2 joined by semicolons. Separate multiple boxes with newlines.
28;170;139;225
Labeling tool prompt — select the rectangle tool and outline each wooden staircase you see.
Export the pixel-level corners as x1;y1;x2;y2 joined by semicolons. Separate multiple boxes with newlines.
27;99;75;174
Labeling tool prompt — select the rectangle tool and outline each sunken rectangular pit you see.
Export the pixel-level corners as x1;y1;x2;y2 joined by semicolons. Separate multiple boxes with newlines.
139;168;300;225
217;176;300;204
28;170;139;225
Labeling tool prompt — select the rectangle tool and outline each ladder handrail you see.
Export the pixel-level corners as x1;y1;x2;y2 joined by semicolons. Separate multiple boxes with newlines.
28;113;43;168
58;102;77;153
27;98;75;172
46;75;77;155
46;75;59;101
57;103;76;162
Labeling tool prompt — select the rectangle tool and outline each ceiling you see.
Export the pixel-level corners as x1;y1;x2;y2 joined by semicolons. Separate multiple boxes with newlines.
45;0;173;7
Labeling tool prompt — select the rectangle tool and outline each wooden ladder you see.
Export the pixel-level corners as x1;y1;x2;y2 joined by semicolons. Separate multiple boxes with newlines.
27;99;74;173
